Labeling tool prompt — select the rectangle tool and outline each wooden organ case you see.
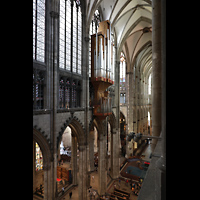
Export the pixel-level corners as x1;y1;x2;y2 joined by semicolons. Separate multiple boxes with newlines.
91;20;114;119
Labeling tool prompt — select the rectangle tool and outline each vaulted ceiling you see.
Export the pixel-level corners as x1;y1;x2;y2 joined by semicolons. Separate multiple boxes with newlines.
86;0;152;76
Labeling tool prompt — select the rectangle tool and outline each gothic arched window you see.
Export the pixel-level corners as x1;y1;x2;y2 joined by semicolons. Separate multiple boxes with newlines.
59;77;71;109
59;0;71;70
72;80;76;107
59;77;81;109
65;79;70;108
59;0;82;74
33;0;46;62
35;142;43;171
33;69;45;109
59;78;65;108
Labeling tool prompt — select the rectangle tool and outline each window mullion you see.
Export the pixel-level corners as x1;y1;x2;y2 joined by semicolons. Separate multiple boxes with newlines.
76;8;78;73
64;1;66;70
35;0;38;60
70;1;73;72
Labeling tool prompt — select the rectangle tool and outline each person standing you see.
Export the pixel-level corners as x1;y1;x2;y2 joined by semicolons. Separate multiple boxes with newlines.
93;191;96;199
69;191;72;199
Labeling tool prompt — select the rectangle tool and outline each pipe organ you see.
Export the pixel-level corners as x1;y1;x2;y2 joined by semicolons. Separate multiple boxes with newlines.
91;20;114;118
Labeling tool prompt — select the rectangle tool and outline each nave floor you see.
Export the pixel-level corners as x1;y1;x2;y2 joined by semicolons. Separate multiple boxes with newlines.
60;170;139;200
33;143;155;200
60;142;155;200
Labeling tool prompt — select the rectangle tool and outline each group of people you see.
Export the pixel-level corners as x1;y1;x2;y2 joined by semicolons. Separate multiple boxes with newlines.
35;184;44;195
100;195;109;199
88;186;97;199
130;180;142;196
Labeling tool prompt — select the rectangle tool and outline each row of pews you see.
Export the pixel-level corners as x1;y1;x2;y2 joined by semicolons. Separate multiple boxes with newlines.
100;188;130;200
111;188;130;200
34;184;44;198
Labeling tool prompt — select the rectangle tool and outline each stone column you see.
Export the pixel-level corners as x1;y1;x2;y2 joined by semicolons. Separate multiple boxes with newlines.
111;59;120;177
33;140;36;192
78;145;88;200
126;72;134;133
111;128;120;179
89;130;95;172
43;162;51;200
126;72;134;157
133;67;138;132
115;60;120;127
98;119;107;196
71;135;78;185
152;0;162;145
156;0;166;199
49;2;59;197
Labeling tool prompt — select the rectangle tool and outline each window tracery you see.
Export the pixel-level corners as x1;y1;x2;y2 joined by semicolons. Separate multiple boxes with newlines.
59;0;82;74
33;69;45;110
59;77;81;109
33;0;45;62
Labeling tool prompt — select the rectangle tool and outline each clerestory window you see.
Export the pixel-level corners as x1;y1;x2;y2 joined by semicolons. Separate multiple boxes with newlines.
59;0;82;74
33;0;46;62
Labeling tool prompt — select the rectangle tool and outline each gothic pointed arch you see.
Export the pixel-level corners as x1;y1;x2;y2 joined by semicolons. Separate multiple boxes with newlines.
108;111;116;133
57;116;86;149
33;128;51;168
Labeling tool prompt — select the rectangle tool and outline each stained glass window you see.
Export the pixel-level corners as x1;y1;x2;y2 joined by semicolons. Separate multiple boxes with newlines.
72;80;76;107
33;70;45;109
59;0;82;74
65;79;70;108
76;0;80;5
36;142;43;171
120;52;126;83
73;3;77;73
59;78;65;108
33;0;45;62
59;0;71;70
148;74;151;94
59;77;81;109
77;7;82;74
120;52;126;104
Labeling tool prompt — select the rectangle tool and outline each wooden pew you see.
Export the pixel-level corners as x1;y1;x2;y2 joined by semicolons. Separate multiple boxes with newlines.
111;194;127;200
114;190;128;198
115;188;130;198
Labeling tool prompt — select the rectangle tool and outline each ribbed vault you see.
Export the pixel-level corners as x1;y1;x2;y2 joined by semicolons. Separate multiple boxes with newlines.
86;0;152;75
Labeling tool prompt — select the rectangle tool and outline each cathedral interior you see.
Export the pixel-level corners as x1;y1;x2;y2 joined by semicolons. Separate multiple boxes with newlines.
33;0;166;199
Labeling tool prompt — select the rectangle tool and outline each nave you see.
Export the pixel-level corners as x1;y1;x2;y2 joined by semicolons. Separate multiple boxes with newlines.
33;0;166;199
49;141;154;200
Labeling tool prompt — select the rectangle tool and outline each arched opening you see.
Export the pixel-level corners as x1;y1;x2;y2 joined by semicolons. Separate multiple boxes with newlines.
120;112;126;157
87;113;117;192
56;118;86;198
148;111;152;136
33;142;44;198
33;128;51;200
57;126;79;193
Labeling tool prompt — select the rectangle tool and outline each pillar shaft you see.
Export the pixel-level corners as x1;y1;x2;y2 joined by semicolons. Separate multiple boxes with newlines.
126;72;134;157
98;119;107;196
111;129;120;178
72;135;78;185
152;0;162;144
156;0;166;200
78;145;88;200
49;3;59;197
89;130;95;172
